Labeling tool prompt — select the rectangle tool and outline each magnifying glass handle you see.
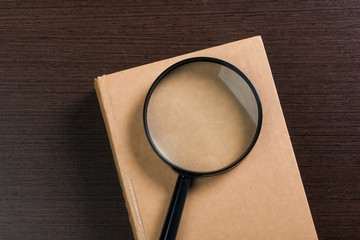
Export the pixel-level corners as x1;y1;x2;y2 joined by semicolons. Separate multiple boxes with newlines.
160;174;191;240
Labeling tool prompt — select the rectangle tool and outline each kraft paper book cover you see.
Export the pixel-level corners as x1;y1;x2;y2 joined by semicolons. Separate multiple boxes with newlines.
94;36;318;240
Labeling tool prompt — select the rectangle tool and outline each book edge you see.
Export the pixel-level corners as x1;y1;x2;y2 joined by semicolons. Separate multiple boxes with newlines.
255;38;318;238
94;77;147;240
103;36;263;80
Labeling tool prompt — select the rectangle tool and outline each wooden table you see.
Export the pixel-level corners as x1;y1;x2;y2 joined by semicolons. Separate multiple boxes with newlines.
1;1;359;239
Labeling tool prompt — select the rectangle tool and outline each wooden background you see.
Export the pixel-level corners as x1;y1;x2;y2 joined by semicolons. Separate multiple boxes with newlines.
1;1;359;239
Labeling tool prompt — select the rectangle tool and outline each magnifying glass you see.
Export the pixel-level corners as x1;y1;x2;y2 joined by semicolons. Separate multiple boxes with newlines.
143;57;262;240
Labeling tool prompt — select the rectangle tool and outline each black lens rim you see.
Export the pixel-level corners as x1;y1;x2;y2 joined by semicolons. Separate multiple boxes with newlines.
143;57;262;177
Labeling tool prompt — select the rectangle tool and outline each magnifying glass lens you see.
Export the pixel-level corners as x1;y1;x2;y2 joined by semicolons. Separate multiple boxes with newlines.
146;61;259;173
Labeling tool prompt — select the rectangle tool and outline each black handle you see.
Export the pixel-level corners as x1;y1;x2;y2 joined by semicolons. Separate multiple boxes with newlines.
159;174;191;240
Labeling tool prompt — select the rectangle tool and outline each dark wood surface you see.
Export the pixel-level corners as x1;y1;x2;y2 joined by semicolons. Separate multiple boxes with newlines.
1;1;359;239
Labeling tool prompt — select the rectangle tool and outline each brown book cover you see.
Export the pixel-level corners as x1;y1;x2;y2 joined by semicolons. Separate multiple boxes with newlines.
94;36;318;240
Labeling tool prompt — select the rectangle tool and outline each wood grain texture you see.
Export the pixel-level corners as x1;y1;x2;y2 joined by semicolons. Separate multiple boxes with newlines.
0;1;359;239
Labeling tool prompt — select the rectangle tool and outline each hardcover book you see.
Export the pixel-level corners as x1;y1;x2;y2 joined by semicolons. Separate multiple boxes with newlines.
94;36;318;240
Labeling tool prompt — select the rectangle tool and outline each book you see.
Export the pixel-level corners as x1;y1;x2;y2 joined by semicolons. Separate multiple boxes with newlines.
94;36;318;240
